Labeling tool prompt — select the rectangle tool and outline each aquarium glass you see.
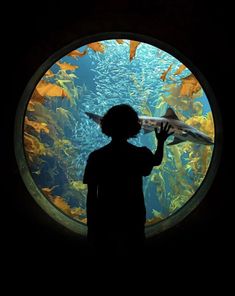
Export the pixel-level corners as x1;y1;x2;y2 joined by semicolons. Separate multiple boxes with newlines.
17;37;216;237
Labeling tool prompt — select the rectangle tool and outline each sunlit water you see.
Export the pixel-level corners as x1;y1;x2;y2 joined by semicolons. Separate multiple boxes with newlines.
23;39;214;227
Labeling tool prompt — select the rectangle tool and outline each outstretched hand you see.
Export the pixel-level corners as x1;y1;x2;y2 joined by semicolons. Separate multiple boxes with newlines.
155;122;174;143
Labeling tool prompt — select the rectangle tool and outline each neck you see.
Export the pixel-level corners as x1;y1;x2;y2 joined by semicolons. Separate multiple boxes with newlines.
111;138;128;144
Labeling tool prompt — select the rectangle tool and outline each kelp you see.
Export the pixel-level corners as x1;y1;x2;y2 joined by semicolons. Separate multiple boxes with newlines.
56;61;79;71
174;64;186;76
180;74;202;98
24;116;49;134
67;49;88;59
160;64;172;81
24;132;51;162
36;79;69;99
30;89;46;104
24;68;85;221
116;39;124;44
130;40;141;61
70;180;87;191
87;42;105;53
45;69;54;77
42;186;86;222
23;40;215;227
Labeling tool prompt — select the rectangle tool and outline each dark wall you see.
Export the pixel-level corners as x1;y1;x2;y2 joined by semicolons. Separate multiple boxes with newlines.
5;1;232;265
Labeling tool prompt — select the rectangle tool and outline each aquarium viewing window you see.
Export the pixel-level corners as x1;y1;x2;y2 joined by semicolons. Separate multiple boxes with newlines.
15;33;222;238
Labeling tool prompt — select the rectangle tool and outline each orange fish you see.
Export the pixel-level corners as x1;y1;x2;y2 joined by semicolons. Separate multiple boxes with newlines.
56;61;78;71
36;80;69;98
174;64;186;76
160;64;172;81
180;74;201;98
87;42;105;53
67;49;88;58
116;39;124;44
130;40;140;61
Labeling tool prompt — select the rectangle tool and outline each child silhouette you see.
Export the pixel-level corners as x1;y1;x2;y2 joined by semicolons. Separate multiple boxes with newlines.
83;104;173;256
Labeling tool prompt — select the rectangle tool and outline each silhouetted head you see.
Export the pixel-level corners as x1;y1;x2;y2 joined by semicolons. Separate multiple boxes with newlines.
101;104;141;140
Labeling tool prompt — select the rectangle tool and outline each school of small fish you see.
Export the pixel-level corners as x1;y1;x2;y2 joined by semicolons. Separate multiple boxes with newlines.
23;40;214;227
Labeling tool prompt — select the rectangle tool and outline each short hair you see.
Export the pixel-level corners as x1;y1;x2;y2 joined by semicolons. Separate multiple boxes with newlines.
101;104;141;139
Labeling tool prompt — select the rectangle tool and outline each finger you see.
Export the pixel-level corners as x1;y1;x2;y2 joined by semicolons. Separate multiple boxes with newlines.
167;124;172;133
166;123;171;132
163;122;168;131
160;122;163;131
165;122;170;132
169;131;174;136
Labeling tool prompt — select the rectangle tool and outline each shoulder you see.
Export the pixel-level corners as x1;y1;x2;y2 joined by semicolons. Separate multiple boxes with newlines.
87;144;110;160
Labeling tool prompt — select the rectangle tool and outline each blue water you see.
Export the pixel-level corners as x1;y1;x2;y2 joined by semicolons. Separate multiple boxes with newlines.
25;39;214;223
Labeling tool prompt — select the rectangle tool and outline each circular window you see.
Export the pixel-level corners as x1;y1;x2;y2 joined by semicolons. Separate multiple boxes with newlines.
15;33;221;238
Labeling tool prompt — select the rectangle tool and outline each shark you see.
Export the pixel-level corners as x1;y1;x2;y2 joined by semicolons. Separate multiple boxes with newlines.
85;107;214;146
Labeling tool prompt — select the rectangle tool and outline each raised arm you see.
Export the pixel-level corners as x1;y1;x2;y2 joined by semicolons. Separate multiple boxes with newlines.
153;122;174;166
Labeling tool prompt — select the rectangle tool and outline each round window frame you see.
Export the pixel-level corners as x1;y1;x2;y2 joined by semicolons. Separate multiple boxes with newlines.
14;32;223;238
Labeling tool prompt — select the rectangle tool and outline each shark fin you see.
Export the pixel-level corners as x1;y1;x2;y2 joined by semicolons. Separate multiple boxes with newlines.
167;137;185;145
85;112;102;124
162;108;179;120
